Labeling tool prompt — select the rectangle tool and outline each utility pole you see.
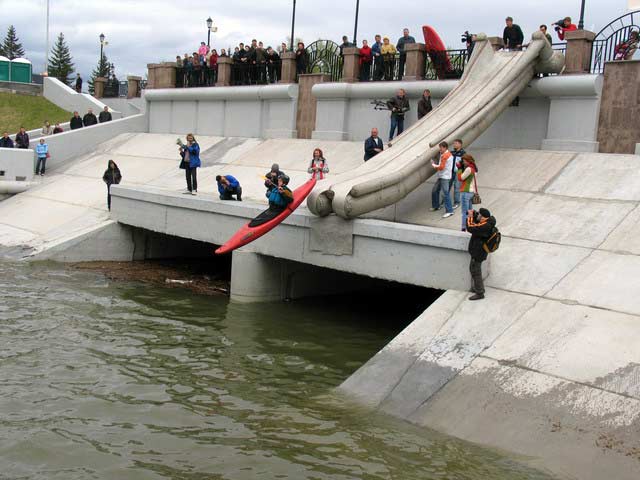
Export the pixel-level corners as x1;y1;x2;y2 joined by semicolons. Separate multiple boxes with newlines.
578;0;586;30
353;0;360;46
290;0;297;51
45;0;50;74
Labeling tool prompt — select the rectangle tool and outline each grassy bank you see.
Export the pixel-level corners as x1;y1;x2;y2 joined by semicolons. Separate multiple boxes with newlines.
0;92;71;134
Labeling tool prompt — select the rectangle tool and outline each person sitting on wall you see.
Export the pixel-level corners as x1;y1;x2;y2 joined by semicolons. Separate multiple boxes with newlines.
216;175;243;201
249;174;294;227
417;89;433;120
83;108;98;127
264;163;286;193
15;127;29;149
552;16;577;41
364;128;384;161
53;123;64;134
614;31;639;61
0;131;14;148
308;148;329;180
99;106;112;123
41;121;52;136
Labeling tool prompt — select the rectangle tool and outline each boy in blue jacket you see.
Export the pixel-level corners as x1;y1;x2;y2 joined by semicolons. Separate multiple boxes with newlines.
35;138;49;176
216;175;243;201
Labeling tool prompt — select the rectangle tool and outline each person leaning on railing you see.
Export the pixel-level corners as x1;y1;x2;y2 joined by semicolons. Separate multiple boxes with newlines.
614;31;639;61
381;37;397;81
295;42;309;78
175;55;184;88
359;40;372;82
267;47;281;83
371;35;384;81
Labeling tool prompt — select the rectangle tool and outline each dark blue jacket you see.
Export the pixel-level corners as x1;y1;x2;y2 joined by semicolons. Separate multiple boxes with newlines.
267;185;293;208
364;136;384;161
0;137;14;148
217;175;240;195
371;41;382;61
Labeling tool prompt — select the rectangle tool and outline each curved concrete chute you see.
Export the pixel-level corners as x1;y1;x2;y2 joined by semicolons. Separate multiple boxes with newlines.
307;32;564;219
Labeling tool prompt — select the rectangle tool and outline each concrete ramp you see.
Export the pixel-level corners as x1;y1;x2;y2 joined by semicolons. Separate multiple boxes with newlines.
307;32;563;219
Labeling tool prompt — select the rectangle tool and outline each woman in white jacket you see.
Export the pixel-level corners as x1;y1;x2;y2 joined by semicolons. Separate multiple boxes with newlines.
308;148;329;180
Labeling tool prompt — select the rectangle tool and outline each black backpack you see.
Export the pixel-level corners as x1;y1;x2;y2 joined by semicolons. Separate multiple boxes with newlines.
482;227;501;254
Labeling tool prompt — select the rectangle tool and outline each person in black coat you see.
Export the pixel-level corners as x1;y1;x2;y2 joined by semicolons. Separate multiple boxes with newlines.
467;208;497;300
503;17;524;50
83;108;98;127
99;106;112;123
102;159;122;211
417;89;433;120
75;74;83;93
364;128;384;161
295;42;309;76
0;131;14;148
70;111;83;130
264;163;286;192
386;88;410;142
15;127;29;149
266;47;281;83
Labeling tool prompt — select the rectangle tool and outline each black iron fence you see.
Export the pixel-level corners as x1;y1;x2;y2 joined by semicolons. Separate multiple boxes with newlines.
103;79;120;98
589;10;640;74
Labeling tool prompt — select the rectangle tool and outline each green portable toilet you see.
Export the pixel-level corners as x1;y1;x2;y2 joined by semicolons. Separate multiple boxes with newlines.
10;58;32;83
0;56;9;81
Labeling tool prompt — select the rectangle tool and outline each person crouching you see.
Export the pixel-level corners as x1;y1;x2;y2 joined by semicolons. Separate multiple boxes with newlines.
216;175;243;201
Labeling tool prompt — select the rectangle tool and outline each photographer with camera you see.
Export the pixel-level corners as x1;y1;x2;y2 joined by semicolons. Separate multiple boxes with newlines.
467;208;497;301
386;89;410;142
553;17;577;41
461;31;477;57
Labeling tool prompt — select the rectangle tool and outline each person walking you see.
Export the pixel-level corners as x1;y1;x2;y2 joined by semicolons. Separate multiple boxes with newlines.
386;88;410;142
216;175;243;201
75;73;83;93
457;154;478;231
41;121;52;136
83;109;98;127
99;106;112;123
179;133;201;195
396;28;416;80
466;208;496;300
417;89;433;120
364;128;384;161
0;132;14;148
35;138;49;176
15;127;29;149
381;37;397;81
430;141;454;218
359;40;372;82
102;160;122;211
371;35;384;81
503;17;524;50
308;148;329;180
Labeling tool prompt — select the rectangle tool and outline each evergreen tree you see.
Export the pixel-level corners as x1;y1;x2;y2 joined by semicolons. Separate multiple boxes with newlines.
48;33;75;85
1;25;25;60
88;52;111;95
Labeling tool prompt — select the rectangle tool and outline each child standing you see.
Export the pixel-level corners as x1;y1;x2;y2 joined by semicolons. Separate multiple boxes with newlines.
35;138;49;176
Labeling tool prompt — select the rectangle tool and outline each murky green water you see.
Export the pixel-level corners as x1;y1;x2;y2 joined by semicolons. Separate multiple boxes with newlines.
0;262;556;479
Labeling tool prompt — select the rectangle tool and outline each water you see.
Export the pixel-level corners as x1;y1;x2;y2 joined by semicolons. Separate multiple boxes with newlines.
0;262;556;480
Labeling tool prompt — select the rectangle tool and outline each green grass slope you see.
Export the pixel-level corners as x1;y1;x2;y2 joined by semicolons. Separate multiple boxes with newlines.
0;92;71;134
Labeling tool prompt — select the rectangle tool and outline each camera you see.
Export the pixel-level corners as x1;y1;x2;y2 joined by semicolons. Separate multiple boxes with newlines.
552;19;564;32
461;31;474;44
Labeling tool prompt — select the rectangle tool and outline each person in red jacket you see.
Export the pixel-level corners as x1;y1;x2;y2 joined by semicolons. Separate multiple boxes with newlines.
359;39;372;82
554;17;577;41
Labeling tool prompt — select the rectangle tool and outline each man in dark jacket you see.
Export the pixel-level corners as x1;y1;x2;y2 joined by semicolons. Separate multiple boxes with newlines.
364;128;384;161
503;17;524;50
70;111;83;130
0;132;14;148
396;28;416;80
99;106;112;123
75;73;82;93
83;108;98;127
387;88;410;142
339;35;353;57
255;41;268;84
467;208;497;300
266;47;281;83
15;127;29;149
371;34;383;81
265;163;286;193
417;89;433;119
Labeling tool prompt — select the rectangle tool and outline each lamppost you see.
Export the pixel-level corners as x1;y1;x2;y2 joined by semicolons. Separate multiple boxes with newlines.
99;33;106;64
45;0;50;75
353;0;360;46
206;17;216;47
578;0;586;29
290;0;297;51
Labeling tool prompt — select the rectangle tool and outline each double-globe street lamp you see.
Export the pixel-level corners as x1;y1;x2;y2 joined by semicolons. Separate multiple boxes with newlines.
206;17;218;47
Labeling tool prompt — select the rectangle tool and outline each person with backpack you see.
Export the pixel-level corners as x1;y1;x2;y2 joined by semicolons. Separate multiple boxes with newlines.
467;207;498;301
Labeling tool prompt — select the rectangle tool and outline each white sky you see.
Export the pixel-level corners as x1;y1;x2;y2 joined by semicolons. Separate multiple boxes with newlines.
0;0;633;78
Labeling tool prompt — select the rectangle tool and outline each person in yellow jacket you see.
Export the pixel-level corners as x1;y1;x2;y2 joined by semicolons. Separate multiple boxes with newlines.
381;37;397;81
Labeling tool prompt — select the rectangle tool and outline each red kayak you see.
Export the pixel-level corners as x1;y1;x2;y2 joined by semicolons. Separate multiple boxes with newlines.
422;25;452;79
215;177;317;255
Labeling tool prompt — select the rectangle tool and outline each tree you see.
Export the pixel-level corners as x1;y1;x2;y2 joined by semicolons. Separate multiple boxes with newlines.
88;52;112;95
48;33;75;85
1;25;25;60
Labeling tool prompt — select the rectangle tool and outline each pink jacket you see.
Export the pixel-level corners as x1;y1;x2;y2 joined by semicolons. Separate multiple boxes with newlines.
198;45;209;56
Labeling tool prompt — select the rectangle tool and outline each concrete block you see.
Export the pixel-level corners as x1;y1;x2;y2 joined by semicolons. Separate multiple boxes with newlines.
547;250;640;316
230;250;284;303
171;100;197;134
0;147;34;182
224;101;261;137
600;205;640;255
196;101;226;136
149;101;172;133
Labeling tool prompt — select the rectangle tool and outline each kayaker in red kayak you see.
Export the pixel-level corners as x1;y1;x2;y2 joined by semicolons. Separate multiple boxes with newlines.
249;174;294;227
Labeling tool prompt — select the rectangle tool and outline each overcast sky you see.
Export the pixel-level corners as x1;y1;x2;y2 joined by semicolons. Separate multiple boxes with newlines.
0;0;633;79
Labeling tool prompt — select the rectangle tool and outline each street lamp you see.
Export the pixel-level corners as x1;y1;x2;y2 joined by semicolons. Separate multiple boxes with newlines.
45;0;50;75
353;0;360;46
290;0;297;51
578;0;586;30
206;17;218;47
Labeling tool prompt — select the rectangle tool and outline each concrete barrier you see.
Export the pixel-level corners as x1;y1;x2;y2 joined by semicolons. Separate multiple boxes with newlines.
145;84;298;138
27;114;147;170
0;147;34;181
43;77;122;120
